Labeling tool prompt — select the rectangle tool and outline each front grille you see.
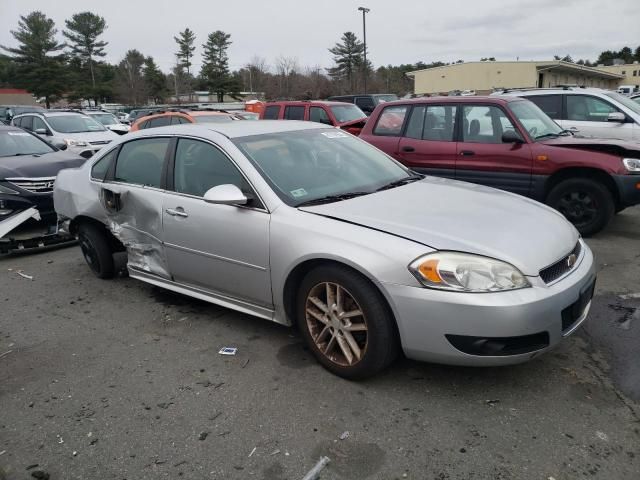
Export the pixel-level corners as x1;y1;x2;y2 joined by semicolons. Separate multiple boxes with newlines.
539;242;582;284
89;140;111;146
7;177;56;193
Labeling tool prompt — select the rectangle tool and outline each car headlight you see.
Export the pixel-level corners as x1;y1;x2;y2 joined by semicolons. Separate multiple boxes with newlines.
0;184;19;195
65;138;88;147
409;252;530;292
622;158;640;173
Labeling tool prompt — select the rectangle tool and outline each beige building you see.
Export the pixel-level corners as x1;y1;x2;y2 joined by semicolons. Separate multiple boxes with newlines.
407;61;623;95
597;62;640;88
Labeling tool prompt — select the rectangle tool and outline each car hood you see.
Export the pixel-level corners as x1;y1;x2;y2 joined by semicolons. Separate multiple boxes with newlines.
336;118;367;129
541;135;640;156
299;177;578;276
0;150;86;178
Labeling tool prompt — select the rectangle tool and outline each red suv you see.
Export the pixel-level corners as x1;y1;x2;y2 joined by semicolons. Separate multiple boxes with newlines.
260;101;368;135
360;96;640;235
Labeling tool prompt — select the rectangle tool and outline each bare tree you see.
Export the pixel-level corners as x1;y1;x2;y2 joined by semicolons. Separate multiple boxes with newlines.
275;55;299;98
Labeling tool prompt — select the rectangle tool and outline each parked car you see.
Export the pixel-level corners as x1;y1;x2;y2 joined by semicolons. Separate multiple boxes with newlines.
359;96;640;236
11;111;118;158
631;93;640;105
1;105;45;122
0;125;85;253
260;101;368;135
499;87;640;141
83;110;130;135
327;94;398;116
130;109;243;132
55;121;595;379
234;111;260;120
127;108;162;124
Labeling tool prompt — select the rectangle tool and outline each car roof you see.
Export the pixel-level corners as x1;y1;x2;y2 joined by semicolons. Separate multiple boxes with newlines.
502;88;611;97
265;100;357;107
188;110;236;117
380;96;522;106
130;120;326;139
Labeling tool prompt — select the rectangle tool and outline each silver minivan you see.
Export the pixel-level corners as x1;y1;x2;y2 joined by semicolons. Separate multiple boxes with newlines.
504;88;640;141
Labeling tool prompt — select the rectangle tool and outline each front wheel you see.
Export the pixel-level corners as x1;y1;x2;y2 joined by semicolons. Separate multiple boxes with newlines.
546;178;614;236
296;265;398;379
78;223;115;279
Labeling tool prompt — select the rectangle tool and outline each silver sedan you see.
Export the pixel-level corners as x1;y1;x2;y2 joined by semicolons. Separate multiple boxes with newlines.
54;121;596;379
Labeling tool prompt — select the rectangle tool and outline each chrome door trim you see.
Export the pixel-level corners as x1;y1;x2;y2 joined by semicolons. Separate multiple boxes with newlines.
164;241;268;272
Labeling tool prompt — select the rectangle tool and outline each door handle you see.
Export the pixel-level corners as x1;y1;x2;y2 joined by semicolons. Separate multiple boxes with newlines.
459;150;475;156
567;127;579;132
401;146;415;153
165;208;189;218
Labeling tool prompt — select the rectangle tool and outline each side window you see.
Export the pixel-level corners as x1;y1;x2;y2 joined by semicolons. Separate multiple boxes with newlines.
20;116;33;131
114;138;170;187
173;138;250;198
567;95;618;122
462;105;515;144
170;116;184;125
91;148;117;181
284;106;305;120
309;107;331;125
404;106;426;140
32;117;47;132
12;117;22;127
263;105;281;119
148;116;171;128
424;106;457;141
355;97;375;114
373;105;408;136
527;95;562;120
137;120;149;130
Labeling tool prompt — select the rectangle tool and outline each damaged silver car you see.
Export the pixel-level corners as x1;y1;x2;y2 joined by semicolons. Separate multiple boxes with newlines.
54;122;596;379
0;125;85;253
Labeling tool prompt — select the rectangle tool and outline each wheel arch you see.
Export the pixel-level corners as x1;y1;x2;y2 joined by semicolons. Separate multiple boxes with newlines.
69;215;125;252
544;167;620;207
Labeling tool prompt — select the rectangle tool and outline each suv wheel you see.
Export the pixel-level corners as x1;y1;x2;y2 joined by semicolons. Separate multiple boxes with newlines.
78;223;115;279
296;265;398;379
546;178;614;236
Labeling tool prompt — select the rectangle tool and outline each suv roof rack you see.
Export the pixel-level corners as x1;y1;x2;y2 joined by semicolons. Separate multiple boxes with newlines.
496;85;588;94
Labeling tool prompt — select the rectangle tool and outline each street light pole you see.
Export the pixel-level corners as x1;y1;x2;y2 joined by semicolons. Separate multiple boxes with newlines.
358;6;370;94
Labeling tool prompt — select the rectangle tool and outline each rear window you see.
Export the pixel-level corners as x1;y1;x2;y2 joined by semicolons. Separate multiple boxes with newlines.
373;106;408;136
148;116;171;128
193;115;234;123
527;95;562;120
284;106;305;120
263;105;281;119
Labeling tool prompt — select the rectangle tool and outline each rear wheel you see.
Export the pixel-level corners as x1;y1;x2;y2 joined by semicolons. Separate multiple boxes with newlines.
78;223;115;279
546;178;614;236
296;265;398;379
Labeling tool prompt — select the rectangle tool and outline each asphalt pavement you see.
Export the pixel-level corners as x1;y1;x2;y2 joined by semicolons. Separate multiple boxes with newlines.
1;207;639;480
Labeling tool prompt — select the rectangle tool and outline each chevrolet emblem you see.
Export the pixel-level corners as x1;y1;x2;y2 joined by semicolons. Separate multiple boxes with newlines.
566;254;577;268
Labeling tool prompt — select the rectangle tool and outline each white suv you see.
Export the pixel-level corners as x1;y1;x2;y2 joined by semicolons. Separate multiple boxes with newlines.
12;111;118;158
500;88;640;141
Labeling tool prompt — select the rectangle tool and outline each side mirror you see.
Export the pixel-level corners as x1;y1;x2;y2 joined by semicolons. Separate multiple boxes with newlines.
502;130;525;144
607;112;626;123
203;184;248;206
35;128;48;135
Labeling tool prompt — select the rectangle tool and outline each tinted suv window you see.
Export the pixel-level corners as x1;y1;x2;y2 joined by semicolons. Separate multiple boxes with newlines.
405;106;426;139
527;95;562;120
567;95;618;122
406;105;457;141
91;148;117;181
263;105;281;119
284;106;305;120
148;116;171;128
174;138;248;197
373;106;408;136
462;105;515;143
114;138;169;187
20;116;33;131
32;117;47;132
355;97;375;113
309;107;331;125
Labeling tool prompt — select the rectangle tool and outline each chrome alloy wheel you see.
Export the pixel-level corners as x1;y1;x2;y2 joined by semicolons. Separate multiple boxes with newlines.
305;282;368;366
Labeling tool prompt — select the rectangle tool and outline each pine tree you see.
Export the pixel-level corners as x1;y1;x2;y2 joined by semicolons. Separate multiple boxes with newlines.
200;31;240;102
327;32;364;93
143;56;166;104
1;11;67;108
174;28;196;75
115;49;146;105
63;12;108;91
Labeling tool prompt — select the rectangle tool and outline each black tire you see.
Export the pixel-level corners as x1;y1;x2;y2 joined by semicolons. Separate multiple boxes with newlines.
296;264;399;379
78;223;115;279
546;178;614;237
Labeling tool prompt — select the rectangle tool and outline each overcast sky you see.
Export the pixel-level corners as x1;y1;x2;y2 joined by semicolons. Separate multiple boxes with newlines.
1;0;639;73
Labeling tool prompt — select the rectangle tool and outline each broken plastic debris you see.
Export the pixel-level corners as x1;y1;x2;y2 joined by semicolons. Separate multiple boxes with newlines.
301;456;331;480
270;449;281;456
619;292;640;300
248;446;256;457
0;350;13;359
339;431;350;440
218;347;237;355
16;270;34;280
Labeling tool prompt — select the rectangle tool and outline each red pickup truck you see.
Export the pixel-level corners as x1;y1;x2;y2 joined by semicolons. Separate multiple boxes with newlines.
359;96;640;235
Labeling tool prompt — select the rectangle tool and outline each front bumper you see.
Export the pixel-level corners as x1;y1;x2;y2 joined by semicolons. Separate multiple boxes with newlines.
382;242;596;366
613;174;640;207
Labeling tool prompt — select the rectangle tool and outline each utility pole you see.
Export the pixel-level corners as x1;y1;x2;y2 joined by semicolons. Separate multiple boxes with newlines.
358;6;370;94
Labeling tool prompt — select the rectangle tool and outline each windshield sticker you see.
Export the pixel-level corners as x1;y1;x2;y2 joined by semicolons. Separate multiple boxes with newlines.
7;131;30;136
290;188;308;198
321;131;348;139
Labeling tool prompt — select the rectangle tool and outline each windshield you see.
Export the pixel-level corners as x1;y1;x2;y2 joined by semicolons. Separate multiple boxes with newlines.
193;115;235;123
89;113;119;126
233;128;412;206
0;130;54;157
47;115;106;133
508;100;563;140
604;92;640;116
330;105;367;123
373;94;399;104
